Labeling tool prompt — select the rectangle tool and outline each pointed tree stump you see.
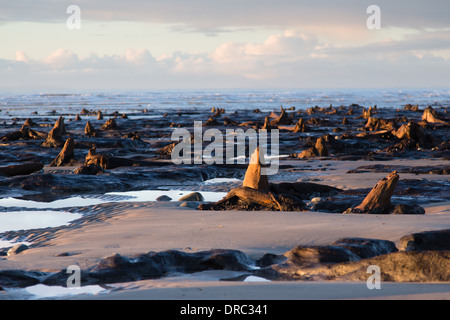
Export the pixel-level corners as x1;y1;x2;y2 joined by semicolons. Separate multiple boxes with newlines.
49;138;75;167
85;121;96;137
199;147;306;211
293;118;307;133
347;171;399;214
242;147;270;193
42;116;66;148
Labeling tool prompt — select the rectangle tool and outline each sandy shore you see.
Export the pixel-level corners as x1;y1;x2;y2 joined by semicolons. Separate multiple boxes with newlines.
2;201;449;299
1;158;449;300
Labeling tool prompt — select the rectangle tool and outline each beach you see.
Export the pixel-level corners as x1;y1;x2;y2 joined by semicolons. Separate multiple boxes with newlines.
0;92;449;300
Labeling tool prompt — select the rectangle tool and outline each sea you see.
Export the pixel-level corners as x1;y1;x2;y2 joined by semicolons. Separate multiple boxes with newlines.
0;88;449;118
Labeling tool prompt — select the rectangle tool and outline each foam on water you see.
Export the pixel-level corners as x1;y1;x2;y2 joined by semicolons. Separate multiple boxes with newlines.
1;89;449;119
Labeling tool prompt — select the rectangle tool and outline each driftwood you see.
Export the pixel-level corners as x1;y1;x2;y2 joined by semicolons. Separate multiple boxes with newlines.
49;138;75;167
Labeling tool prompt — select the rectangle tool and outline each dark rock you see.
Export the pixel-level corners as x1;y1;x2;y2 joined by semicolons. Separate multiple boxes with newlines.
0;270;43;288
256;253;287;268
331;238;398;259
399;229;450;251
269;182;341;200
45;249;256;286
7;243;29;256
156;195;172;202
271;251;450;282
392;204;425;215
311;200;355;213
73;164;104;175
0;161;44;177
284;245;360;267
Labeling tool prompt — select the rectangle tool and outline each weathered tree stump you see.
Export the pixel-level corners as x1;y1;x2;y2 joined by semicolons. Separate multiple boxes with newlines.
346;171;399;214
242;147;270;193
422;106;447;124
270;107;292;126
49;138;75;167
85;121;96;137
293;118;307;133
199;147;306;211
101;118;118;130
198;186;305;211
42;116;66;148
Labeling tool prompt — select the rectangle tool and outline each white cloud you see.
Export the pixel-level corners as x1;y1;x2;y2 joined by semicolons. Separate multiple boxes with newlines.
1;28;449;90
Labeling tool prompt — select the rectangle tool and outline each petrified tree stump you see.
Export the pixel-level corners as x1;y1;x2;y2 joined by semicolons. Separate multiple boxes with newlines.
42;116;66;148
293;118;307;133
262;116;275;130
85;121;96;137
346;171;399;214
270;108;292;126
422;106;447;124
49;138;75;167
199;147;306;211
242;147;270;193
101;118;118;130
198;186;305;211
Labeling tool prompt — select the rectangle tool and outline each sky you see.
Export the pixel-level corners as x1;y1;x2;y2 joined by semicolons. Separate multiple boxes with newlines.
1;0;450;91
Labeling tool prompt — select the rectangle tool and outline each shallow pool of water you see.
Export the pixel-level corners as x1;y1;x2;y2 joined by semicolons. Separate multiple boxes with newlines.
0;190;228;209
8;284;108;299
0;210;82;234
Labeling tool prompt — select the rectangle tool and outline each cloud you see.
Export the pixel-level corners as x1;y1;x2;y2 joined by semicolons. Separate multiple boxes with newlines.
1;0;450;32
1;28;449;90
